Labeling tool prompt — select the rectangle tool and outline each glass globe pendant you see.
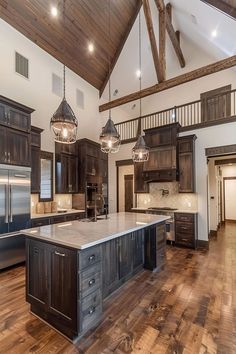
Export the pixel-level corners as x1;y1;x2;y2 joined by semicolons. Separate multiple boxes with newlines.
132;134;149;162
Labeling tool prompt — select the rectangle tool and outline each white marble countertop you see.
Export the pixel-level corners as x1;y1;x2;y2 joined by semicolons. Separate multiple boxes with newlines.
31;209;85;220
131;207;198;214
23;212;170;250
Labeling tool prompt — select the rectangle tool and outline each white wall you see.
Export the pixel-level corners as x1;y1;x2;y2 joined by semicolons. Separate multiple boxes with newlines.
0;19;103;153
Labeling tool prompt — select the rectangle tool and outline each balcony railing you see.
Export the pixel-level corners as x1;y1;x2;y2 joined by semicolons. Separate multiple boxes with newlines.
115;88;236;143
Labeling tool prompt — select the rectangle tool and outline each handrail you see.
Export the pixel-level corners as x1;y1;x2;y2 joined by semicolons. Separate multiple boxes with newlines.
115;88;236;142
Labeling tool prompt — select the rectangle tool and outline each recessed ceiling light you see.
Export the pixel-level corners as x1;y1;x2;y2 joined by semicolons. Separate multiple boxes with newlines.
88;43;94;53
136;69;141;78
211;29;218;38
51;6;58;17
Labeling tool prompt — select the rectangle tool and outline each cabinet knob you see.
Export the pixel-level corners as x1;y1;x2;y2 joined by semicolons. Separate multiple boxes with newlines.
88;306;95;315
88;254;95;262
88;278;95;286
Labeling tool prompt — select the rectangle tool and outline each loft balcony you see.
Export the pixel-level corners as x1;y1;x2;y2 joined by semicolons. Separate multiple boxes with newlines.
115;88;236;144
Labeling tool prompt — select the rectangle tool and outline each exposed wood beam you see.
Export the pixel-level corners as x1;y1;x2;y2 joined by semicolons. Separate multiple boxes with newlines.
99;0;142;98
200;0;236;20
143;0;164;82
99;55;236;112
155;0;166;81
162;3;186;68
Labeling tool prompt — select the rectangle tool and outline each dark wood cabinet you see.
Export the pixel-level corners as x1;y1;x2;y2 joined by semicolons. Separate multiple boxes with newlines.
132;230;144;270
134;162;149;193
102;238;119;299
26;239;48;310
48;244;78;332
0;96;33;167
144;146;176;172
175;212;198;249
119;233;132;279
31;212;85;227
55;142;79;194
144;123;180;148
31;126;43;193
178;135;196;193
144;223;166;271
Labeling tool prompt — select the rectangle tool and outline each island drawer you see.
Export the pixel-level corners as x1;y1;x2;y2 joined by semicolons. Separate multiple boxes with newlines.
79;245;102;270
175;213;194;223
80;289;102;332
79;264;101;298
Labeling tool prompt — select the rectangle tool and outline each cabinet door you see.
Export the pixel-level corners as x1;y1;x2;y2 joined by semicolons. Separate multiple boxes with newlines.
99;158;108;179
0;126;7;163
119;234;132;279
68;156;78;193
132;230;144;270
0;103;7;126
144;226;157;270
31;146;40;193
179;152;193;192
7;128;30;166
87;156;99;176
26;239;48;309
8;107;31;132
102;239;119;299
48;244;77;331
134;162;149;193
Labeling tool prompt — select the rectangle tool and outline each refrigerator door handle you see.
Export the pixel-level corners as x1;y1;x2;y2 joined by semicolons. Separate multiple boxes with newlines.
5;184;8;223
9;185;13;223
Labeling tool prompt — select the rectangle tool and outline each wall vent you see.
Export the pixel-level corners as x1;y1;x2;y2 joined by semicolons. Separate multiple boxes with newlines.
76;88;84;109
52;73;62;97
15;52;29;79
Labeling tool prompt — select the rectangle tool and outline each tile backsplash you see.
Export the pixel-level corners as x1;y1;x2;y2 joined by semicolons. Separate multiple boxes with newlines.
137;182;198;211
31;194;72;214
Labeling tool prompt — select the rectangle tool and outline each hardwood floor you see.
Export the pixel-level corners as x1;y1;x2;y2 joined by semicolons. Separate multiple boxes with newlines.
0;223;235;353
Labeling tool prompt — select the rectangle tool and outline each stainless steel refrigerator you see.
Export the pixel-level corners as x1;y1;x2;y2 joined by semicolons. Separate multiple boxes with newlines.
0;164;31;269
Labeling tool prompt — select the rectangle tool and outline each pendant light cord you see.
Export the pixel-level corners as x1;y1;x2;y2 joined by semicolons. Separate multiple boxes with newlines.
137;10;142;136
63;0;66;99
108;0;111;119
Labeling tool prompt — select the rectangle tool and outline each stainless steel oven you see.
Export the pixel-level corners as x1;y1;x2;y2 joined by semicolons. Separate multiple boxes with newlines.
146;207;177;242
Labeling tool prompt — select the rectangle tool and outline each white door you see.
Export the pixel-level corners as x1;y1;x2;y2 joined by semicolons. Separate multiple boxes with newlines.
225;179;236;220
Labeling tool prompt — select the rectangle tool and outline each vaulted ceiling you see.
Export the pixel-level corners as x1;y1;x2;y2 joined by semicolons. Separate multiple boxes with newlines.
0;0;141;91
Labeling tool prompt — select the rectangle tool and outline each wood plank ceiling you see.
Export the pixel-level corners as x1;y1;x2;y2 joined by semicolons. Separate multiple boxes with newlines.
0;0;141;92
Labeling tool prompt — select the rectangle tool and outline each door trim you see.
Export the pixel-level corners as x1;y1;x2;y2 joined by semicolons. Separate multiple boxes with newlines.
223;176;236;221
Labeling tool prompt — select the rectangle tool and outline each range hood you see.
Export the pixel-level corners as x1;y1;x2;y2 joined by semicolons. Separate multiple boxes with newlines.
143;169;178;183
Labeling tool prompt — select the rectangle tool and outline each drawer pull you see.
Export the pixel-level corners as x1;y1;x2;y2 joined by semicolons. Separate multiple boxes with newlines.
181;227;188;230
88;254;95;262
88;306;95;315
182;238;189;242
88;278;95;286
55;251;65;257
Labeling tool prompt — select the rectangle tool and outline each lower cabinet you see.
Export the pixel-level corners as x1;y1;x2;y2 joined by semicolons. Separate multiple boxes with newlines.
31;212;85;228
102;231;144;299
175;212;198;249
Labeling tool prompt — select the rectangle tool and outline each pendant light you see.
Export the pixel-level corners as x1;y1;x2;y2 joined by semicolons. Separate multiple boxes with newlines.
50;1;78;144
99;0;121;154
132;11;149;163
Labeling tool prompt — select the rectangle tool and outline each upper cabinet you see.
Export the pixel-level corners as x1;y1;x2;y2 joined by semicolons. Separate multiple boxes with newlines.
144;123;179;148
77;139;108;193
0;96;34;167
55;142;79;194
177;135;197;193
31;126;43;194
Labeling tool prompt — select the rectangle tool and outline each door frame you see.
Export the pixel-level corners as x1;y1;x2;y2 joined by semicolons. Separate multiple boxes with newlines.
116;159;134;212
223;176;236;221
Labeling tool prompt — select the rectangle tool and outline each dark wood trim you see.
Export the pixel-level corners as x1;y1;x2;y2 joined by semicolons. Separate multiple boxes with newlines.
215;158;236;166
0;95;35;114
180;115;236;133
223;176;236;222
99;55;236;112
116;159;134;167
206;142;236;157
99;0;142;97
197;240;209;250
200;0;236;20
209;230;217;239
143;0;163;83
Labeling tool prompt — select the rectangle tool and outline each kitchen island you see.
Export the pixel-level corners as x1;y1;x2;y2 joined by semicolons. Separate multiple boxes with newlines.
23;212;169;342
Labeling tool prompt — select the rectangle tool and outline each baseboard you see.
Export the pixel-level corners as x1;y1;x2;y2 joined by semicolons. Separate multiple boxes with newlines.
197;240;209;250
209;230;217;239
